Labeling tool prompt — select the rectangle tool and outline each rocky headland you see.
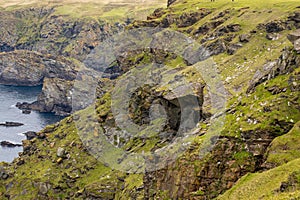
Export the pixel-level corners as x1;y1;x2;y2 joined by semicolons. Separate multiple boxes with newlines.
0;0;300;199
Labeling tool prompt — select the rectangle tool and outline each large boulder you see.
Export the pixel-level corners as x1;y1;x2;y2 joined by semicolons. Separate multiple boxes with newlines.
294;39;300;53
287;29;300;53
287;29;300;43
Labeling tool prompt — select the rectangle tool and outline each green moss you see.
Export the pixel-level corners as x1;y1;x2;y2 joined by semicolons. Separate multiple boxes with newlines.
266;121;300;166
2;0;300;199
52;1;166;22
191;189;205;196
233;151;251;165
222;64;300;138
96;92;112;118
124;174;143;191
218;159;300;200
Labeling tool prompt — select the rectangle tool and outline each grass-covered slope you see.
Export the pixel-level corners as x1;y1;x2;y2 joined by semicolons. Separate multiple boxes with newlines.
0;0;300;199
217;158;300;200
0;0;167;21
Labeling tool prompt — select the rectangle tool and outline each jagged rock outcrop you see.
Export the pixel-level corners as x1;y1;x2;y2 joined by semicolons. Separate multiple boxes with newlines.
0;7;124;61
35;78;74;115
0;50;77;86
0;50;78;115
247;46;300;93
287;29;300;52
16;78;74;115
0;6;126;115
167;0;177;7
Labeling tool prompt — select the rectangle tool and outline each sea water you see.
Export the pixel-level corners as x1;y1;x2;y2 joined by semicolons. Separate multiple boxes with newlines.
0;85;63;162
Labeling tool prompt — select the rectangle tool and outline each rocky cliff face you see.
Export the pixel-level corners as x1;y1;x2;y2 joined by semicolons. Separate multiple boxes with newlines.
0;7;123;60
0;50;78;115
0;6;125;115
144;46;300;199
0;50;77;86
1;1;300;200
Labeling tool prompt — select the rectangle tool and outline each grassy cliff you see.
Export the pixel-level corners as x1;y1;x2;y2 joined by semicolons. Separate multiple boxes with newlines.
0;0;300;199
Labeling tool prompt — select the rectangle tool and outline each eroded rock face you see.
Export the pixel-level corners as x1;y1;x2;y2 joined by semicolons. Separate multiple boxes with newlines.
0;7;125;115
0;50;77;86
0;12;21;52
0;7;123;61
0;51;45;86
294;39;300;52
0;50;78;115
16;78;74;116
247;46;300;93
143;37;300;200
128;83;204;133
33;78;74;115
288;29;300;52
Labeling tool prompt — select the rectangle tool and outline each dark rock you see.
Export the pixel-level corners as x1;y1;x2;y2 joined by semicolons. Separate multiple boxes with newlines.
287;29;300;43
206;39;227;56
247;47;299;93
16;158;25;166
23;131;38;140
159;9;211;28
227;43;243;55
167;0;177;7
288;11;300;28
16;102;30;110
227;24;241;32
0;141;22;147
0;121;24;127
239;34;251;42
267;86;286;95
280;182;288;192
211;9;231;20
147;8;166;20
176;10;212;28
287;29;300;53
266;33;279;40
0;43;14;52
265;21;285;33
194;20;225;36
22;110;31;114
16;101;41;113
294;38;300;53
0;167;9;180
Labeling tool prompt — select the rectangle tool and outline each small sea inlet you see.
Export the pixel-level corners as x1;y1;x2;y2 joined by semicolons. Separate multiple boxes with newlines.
0;85;63;162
